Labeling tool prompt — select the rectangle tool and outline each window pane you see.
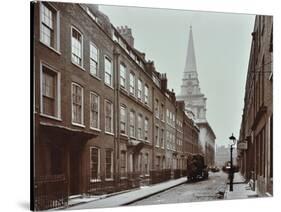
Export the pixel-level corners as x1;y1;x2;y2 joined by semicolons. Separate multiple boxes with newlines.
72;28;82;66
90;93;99;128
42;3;53;29
42;66;57;116
130;73;135;94
72;84;83;124
120;64;126;88
90;43;98;76
41;25;51;46
105;150;112;178
91;148;99;180
120;106;126;134
121;152;126;177
41;3;56;48
130;111;135;137
105;101;112;132
138;79;142;99
144;85;149;104
105;57;112;86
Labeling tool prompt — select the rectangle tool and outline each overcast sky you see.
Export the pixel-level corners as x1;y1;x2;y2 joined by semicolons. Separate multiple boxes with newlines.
99;5;255;147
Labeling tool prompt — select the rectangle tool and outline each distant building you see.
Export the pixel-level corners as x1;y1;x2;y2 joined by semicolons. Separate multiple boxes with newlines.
237;15;273;196
177;26;216;166
215;145;237;168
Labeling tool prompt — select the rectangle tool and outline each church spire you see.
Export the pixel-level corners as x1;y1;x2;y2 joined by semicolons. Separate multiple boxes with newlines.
184;25;197;74
178;25;206;122
180;26;200;97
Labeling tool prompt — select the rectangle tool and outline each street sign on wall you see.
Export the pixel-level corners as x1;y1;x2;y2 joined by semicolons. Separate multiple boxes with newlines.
237;142;248;150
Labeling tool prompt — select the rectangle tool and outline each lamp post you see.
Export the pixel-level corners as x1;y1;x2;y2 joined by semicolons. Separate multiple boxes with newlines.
229;133;236;192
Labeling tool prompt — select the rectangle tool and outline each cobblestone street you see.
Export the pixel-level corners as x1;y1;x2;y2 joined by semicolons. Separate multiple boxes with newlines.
130;171;228;206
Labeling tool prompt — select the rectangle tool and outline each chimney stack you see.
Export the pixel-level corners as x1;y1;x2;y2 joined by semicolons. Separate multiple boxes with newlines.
160;73;167;91
117;25;134;47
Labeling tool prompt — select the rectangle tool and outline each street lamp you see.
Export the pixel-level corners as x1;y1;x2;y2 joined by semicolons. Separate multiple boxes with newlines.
229;133;237;192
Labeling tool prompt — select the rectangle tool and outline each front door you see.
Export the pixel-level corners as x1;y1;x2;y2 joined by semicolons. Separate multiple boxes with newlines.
69;149;81;196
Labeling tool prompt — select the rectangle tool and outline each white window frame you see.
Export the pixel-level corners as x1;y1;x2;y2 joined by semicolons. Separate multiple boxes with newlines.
40;62;61;120
90;92;100;130
155;125;159;147
166;131;170;150
129;72;135;95
89;42;99;78
160;103;165;121
39;2;60;52
71;26;84;68
105;149;114;180
120;105;127;135
129;110;136;138
90;147;101;182
144;84;149;105
144;118;149;141
137;79;143;100
120;151;127;179
104;56;113;88
155;99;159;118
161;128;165;148
71;82;84;127
120;63;127;89
137;114;143;139
104;99;113;134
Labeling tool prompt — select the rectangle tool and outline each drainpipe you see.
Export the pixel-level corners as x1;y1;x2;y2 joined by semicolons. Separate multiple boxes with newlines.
113;44;120;183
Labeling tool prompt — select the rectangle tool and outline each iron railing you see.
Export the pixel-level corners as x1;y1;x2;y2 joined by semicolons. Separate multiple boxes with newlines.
34;174;68;210
34;169;187;210
150;169;172;184
173;169;182;179
86;172;141;196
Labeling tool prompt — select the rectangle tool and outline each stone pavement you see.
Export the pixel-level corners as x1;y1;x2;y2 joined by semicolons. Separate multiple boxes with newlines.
68;177;187;210
224;172;258;200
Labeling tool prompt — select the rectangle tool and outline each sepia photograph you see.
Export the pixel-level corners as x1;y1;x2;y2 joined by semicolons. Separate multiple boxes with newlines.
31;1;273;210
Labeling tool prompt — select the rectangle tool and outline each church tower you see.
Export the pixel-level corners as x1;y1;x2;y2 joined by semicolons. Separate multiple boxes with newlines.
178;26;207;122
177;26;216;166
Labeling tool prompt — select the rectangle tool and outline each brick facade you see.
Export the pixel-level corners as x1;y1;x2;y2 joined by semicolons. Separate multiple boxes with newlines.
33;2;200;209
238;15;273;196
